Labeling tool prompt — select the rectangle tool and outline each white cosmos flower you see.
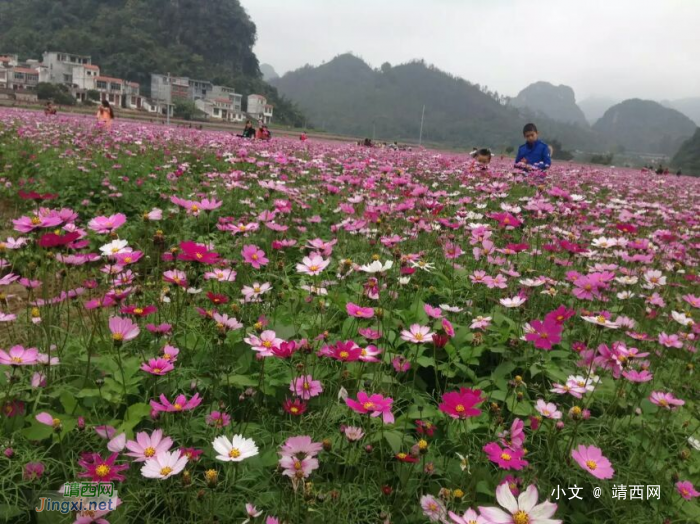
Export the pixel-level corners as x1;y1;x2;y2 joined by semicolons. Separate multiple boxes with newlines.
672;311;695;326
519;278;545;287
581;315;619;328
398;277;411;285
689;437;700;451
213;435;259;462
440;304;463;313
359;260;393;273
99;239;129;257
617;291;635;300
479;484;562;524
141;450;188;479
500;296;527;308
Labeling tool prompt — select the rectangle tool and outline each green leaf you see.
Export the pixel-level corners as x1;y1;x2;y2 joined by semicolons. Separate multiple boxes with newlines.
383;430;405;454
60;390;78;414
119;402;152;434
491;362;516;380
416;356;435;368
223;374;257;388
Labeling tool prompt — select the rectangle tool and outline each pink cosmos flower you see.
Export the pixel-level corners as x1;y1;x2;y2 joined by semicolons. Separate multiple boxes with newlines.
241;244;268;269
483;442;529;470
359;327;381;340
345;392;394;424
479;484;561;524
442;318;455;337
163;270;187;287
359;344;382;363
150;393;202;413
471;316;492;330
322;340;362;362
245;330;283;356
424;304;443;318
676;481;700;500
178;241;220;264
88;213;126;234
290;375;323;399
23;462;45;481
0;345;39;366
571;444;614;479
448;508;489;524
420;495;447;522
108;316;140;343
296;255;330;276
140;358;174;376
622;369;653;382
36;412;61;429
279;435;324;457
392;356;411;373
400;324;434;344
213;313;244;331
147;323;172;335
206;411;232;428
649;391;684;409
499;418;525;450
535;399;562;419
13;214;62;233
524;318;562;350
346;302;374;318
658;332;683;348
125;429;174;462
204;268;237;282
439;388;485;419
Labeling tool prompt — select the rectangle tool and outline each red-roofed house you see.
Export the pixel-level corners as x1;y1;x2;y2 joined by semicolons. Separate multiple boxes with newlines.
9;67;39;90
247;94;273;124
95;76;125;105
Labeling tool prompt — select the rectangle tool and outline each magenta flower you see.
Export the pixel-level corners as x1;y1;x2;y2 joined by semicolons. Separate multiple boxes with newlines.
178;240;220;264
140;358;175;376
483;442;529;470
36;412;61;429
323;340;363;362
125;429;173;462
78;452;129;483
241;244;269;268
23;462;45;481
0;345;39;366
346;302;374;318
571;444;614;479
12;214;62;233
290;375;323;399
88;213;126;233
658;332;683;348
150;393;203;413
345;392;394;424
622;369;653;382
649;391;685;409
108;316;140;343
676;481;700;500
206;411;232;428
439;388;485;419
524;318;562;350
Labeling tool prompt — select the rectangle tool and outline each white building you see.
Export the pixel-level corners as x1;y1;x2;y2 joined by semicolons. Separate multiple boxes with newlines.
0;55;19;68
247;94;273;124
41;51;92;86
195;97;244;122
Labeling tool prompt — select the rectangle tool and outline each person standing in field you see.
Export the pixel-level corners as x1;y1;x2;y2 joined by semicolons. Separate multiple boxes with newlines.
96;100;114;130
515;123;551;171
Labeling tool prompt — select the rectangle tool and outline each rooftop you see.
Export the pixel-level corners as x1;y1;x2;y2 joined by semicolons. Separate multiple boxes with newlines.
13;67;38;74
96;76;124;84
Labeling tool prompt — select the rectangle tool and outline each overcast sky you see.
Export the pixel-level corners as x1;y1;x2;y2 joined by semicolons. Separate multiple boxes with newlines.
240;0;700;102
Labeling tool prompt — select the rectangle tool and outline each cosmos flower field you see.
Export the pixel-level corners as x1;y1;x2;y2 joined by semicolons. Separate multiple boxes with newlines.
0;108;698;523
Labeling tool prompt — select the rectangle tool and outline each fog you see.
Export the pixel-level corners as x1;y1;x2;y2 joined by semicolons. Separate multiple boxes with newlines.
241;0;700;102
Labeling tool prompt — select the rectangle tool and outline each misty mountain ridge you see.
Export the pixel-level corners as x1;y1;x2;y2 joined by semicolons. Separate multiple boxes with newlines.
593;99;697;156
672;128;700;174
272;54;604;151
661;98;700;126
578;96;619;125
509;82;588;127
260;63;280;82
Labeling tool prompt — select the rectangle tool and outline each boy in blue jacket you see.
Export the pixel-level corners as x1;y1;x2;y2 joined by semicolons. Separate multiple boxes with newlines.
515;123;551;171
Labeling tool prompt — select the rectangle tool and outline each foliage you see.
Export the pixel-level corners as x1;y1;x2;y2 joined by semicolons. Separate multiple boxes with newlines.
549;139;575;161
86;89;100;102
0;108;698;524
672;127;700;176
273;54;606;151
592;99;696;156
0;0;305;126
590;153;615;165
173;100;197;121
36;82;76;106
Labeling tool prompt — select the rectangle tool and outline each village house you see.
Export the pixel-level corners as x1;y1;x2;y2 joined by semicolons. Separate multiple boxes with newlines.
247;94;274;124
41;51;91;86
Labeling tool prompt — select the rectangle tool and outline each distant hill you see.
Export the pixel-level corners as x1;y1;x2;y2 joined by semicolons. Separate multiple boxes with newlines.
578;96;618;125
662;98;700;126
260;64;279;82
510;82;588;126
592;99;696;156
273;54;603;151
672;128;700;176
0;0;304;125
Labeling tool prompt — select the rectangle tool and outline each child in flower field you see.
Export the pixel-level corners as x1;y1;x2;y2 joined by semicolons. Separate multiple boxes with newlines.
515;122;551;172
0;107;699;523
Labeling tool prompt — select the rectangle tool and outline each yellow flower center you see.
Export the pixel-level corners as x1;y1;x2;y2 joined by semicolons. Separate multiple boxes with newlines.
124;257;132;263
229;448;241;459
418;439;428;450
363;402;375;410
205;469;217;481
262;340;272;348
596;315;607;323
500;452;512;461
31;216;42;225
95;465;110;477
681;488;689;496
173;403;182;410
397;453;407;459
455;404;465;413
339;351;349;359
586;460;597;470
252;254;258;260
414;333;423;341
11;356;23;363
309;265;319;272
195;253;203;259
191;205;199;212
290;407;299;414
153;368;162;374
134;308;143;315
160;467;173;476
144;447;156;457
111;247;120;254
112;333;124;341
253;286;261;293
52;418;61;427
659;399;668;406
513;511;530;524
293;460;302;470
303;382;310;390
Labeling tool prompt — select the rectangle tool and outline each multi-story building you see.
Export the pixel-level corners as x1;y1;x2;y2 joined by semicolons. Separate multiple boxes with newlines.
0;55;19;68
41;51;91;86
0;68;8;90
247;94;273;124
9;67;39;90
189;78;213;100
95;76;125;106
208;85;244;120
